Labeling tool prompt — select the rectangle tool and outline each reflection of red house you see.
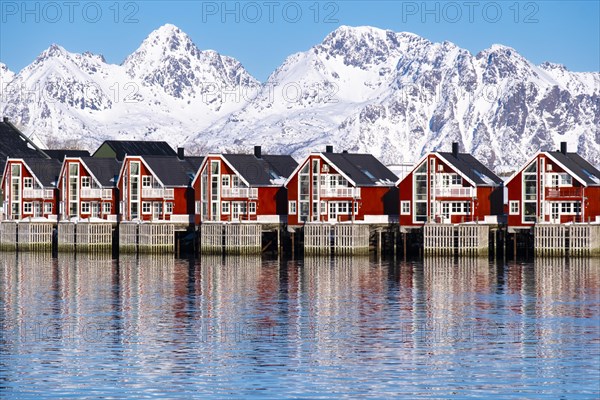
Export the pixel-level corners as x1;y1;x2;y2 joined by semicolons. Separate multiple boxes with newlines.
397;143;503;226
285;147;398;226
57;157;121;221
1;158;61;221
192;146;297;224
118;154;203;223
506;142;600;227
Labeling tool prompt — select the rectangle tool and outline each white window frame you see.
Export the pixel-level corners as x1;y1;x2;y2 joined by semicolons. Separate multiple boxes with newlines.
222;201;230;215
81;176;91;188
142;176;152;188
165;202;173;214
249;202;256;215
103;202;111;215
142;201;151;214
23;202;33;214
401;201;410;215
23;177;33;189
289;201;297;215
222;175;230;187
81;202;90;214
195;201;201;214
44;202;53;214
509;201;519;215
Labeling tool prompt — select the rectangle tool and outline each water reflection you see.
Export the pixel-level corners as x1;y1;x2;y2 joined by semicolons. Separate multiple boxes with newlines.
0;254;598;398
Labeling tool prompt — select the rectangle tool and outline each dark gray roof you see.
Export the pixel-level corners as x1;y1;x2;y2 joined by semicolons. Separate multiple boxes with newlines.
223;154;298;186
93;140;176;159
323;153;398;186
438;152;503;186
80;157;122;187
23;158;62;187
143;156;204;186
44;149;90;160
0;120;49;159
548;151;600;186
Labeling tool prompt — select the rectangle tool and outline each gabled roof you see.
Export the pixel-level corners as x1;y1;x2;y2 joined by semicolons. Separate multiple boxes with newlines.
44;149;91;160
22;158;62;187
93;140;176;160
80;157;122;187
286;152;397;187
545;151;600;186
222;154;298;186
323;153;398;186
437;152;503;186
504;151;600;187
141;156;204;187
0;119;49;159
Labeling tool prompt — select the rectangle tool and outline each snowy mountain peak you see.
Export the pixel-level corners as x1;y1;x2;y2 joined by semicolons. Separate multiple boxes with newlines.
0;62;15;84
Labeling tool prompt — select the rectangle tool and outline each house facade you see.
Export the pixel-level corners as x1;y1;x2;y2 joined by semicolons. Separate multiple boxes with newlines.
1;158;61;220
118;155;202;223
285;147;398;226
397;143;503;226
58;157;121;221
193;147;297;224
506;143;600;227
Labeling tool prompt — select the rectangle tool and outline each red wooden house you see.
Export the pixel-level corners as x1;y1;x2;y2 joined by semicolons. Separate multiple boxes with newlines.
397;143;503;226
192;146;297;223
118;154;203;223
1;158;61;221
57;157;122;221
285;146;398;226
506;142;600;227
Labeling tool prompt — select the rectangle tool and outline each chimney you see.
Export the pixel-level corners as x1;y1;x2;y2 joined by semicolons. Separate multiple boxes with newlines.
2;117;8;123
452;142;459;158
560;142;567;155
254;145;261;158
177;147;184;160
325;145;333;153
342;150;348;154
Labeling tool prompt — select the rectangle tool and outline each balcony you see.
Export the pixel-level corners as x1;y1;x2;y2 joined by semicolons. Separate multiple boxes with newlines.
222;187;258;199
81;188;113;199
142;187;174;199
319;187;361;198
434;187;474;198
22;188;54;199
545;187;583;198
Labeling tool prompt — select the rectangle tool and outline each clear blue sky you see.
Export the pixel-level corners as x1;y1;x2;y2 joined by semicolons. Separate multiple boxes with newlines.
1;1;598;81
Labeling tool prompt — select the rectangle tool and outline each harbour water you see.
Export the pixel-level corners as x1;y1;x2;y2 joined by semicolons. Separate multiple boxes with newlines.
1;253;599;398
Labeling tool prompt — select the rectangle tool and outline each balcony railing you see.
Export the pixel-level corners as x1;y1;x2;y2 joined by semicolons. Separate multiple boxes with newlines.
319;187;361;198
222;187;258;199
22;188;54;199
434;187;474;197
545;187;583;198
142;187;174;199
81;188;113;199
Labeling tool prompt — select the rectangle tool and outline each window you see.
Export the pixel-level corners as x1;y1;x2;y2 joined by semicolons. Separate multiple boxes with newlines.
509;201;519;215
222;201;230;214
249;202;256;214
44;202;53;214
560;174;572;186
103;202;111;214
23;178;33;188
321;201;327;215
195;201;201;214
354;202;359;215
222;175;230;187
232;175;240;188
561;202;572;214
451;174;462;185
338;202;349;214
165;202;173;214
81;202;90;214
130;162;139;175
142;176;151;187
142;202;151;214
289;201;296;215
81;177;91;188
23;202;33;214
401;201;410;215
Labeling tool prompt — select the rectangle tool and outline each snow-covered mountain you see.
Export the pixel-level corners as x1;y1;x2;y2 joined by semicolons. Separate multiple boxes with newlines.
1;24;598;172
